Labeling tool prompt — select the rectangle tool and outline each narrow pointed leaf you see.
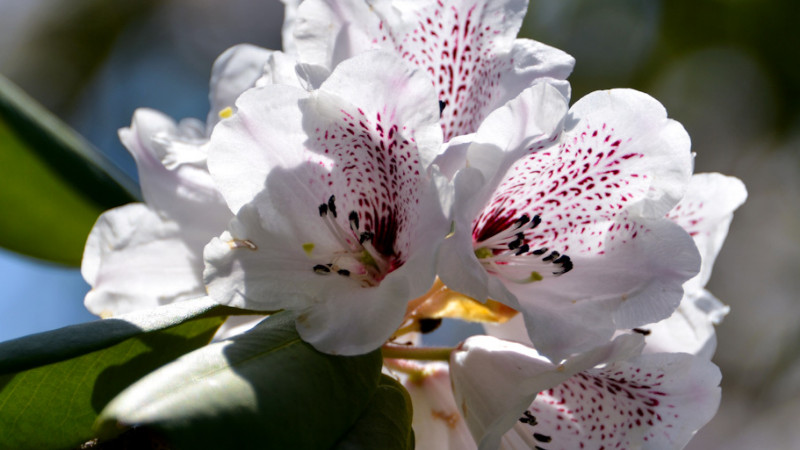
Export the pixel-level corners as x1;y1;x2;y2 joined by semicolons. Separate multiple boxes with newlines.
334;374;415;450
0;297;235;449
95;311;384;450
0;74;139;265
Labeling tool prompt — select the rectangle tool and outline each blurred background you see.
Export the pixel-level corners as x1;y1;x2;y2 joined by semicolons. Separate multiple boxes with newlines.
0;0;797;448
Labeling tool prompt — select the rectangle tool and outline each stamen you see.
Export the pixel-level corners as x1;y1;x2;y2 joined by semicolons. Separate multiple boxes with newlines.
438;100;447;117
530;214;542;228
542;251;560;262
307;201;392;287
313;264;332;274
228;239;257;250
473;213;574;283
359;231;374;244
327;195;338;218
513;214;530;228
349;210;360;231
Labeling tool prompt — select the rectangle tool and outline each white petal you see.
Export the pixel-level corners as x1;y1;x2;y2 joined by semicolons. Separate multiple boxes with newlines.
318;50;443;168
465;82;570;183
511;353;721;450
565;89;693;218
445;89;697;360
294;0;574;141
82;204;207;317
207;44;274;129
637;289;729;359
450;334;643;450
280;0;303;54
668;172;747;293
207;84;309;213
294;0;383;68
119;108;231;232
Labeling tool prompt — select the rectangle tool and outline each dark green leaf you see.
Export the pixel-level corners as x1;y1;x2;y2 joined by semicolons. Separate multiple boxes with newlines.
0;297;234;449
0;74;139;265
334;374;415;450
95;311;384;450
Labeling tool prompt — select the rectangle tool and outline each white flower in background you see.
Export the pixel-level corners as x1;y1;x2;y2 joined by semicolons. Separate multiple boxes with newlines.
292;0;575;141
636;172;747;357
447;334;721;450
203;50;450;355
82;44;273;317
438;87;700;360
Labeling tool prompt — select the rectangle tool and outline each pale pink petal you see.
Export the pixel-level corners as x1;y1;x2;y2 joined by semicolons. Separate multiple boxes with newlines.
668;172;747;293
83;204;208;316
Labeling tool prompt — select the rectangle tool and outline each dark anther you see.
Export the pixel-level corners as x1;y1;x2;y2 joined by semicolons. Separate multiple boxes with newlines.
313;264;331;274
515;243;530;256
514;214;530;228
419;318;443;334
337;269;351;277
535;446;547;450
553;254;573;274
532;247;548;255
349;211;360;231
508;232;527;250
327;195;338;218
633;328;651;336
531;215;542;228
438;100;447;117
359;231;374;244
533;433;552;443
542;251;560;262
318;203;328;217
519;410;538;426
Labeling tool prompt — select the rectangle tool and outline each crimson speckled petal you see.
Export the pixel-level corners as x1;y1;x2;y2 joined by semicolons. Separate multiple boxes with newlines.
294;0;574;141
440;89;698;360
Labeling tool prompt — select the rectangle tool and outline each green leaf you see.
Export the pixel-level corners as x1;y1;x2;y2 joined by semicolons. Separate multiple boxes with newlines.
95;311;384;450
0;74;139;265
0;297;234;450
334;374;415;450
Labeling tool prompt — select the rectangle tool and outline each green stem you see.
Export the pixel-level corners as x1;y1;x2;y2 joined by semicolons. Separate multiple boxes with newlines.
381;343;453;361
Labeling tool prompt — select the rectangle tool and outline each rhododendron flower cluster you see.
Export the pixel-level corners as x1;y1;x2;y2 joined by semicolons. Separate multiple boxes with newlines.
81;0;746;448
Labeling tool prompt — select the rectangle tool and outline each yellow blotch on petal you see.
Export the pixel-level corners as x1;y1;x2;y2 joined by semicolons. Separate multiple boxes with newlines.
218;106;234;119
302;242;315;256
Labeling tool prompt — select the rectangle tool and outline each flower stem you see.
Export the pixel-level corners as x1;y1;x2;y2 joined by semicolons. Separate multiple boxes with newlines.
381;343;453;361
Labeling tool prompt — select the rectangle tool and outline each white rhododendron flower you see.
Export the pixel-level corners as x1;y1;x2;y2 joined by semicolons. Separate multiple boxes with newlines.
203;51;450;355
438;87;701;360
82;44;272;317
449;335;721;450
293;0;575;141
